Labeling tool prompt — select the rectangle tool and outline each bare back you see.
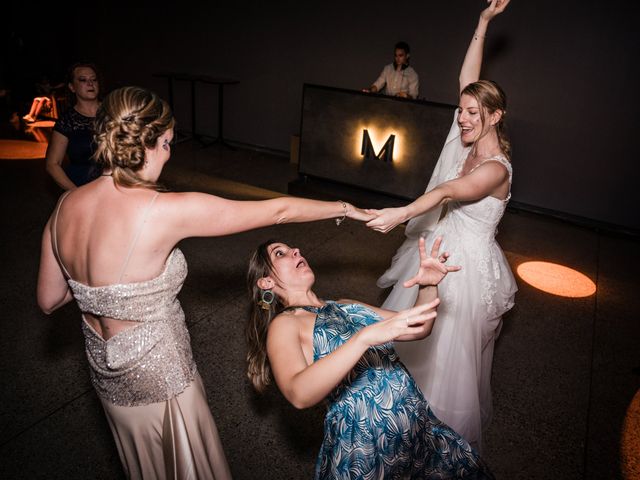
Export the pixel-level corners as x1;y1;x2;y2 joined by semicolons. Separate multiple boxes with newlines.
52;177;175;339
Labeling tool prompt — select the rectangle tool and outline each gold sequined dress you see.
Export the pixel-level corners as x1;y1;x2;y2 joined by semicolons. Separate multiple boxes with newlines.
52;192;232;480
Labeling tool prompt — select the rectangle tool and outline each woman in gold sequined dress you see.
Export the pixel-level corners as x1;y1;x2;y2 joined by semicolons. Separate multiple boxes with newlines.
36;86;371;479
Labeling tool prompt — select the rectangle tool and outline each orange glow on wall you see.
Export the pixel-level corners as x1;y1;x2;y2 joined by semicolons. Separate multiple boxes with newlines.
516;261;596;298
622;389;640;479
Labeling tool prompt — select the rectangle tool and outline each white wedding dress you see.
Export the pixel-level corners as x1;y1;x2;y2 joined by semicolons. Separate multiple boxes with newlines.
378;112;517;452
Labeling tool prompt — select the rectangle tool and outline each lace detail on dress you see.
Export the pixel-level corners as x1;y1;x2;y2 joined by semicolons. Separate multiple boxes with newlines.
483;154;512;183
54;107;95;137
477;246;500;318
53;107;100;184
457;154;512;184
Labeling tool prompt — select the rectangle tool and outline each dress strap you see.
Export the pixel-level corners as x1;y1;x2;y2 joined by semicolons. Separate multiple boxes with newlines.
282;302;329;314
283;305;320;314
117;192;160;283
470;154;512;183
51;191;72;278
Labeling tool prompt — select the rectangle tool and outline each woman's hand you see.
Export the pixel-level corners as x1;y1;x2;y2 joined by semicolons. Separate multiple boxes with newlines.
346;203;376;222
481;0;511;22
404;236;461;288
356;299;440;347
365;207;409;233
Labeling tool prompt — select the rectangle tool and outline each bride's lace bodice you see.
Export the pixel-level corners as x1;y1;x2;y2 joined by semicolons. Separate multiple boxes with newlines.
379;112;516;322
422;154;514;318
446;154;512;242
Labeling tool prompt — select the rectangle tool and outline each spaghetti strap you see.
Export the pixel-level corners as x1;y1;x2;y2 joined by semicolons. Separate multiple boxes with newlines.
51;191;72;278
117;192;160;283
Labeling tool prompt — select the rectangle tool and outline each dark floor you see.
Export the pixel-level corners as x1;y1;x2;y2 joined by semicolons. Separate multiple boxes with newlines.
0;130;639;479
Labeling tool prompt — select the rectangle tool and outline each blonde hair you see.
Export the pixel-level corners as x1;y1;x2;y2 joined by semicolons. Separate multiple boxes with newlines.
93;86;175;190
246;240;286;392
461;80;511;159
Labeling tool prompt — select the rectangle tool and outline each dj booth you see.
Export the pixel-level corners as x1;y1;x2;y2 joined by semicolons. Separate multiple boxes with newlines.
289;84;457;208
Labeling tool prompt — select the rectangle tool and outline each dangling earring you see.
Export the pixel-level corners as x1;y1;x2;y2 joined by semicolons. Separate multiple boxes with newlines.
258;289;275;310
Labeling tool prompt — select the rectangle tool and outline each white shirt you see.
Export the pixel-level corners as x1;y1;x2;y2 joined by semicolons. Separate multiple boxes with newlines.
372;63;419;99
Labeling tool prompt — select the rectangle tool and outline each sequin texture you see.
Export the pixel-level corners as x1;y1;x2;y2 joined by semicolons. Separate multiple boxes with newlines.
69;249;197;406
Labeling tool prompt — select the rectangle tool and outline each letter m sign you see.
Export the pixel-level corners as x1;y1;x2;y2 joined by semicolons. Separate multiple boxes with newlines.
361;129;395;163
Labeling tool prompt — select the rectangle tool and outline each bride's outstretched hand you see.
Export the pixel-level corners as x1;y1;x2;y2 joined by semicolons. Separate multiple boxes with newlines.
481;0;511;22
365;207;408;233
403;236;461;288
346;203;376;222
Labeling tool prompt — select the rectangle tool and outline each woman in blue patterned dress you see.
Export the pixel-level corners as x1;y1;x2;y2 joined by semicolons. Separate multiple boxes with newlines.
246;237;494;479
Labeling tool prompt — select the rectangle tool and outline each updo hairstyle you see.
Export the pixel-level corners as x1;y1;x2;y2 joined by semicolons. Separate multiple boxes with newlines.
93;86;175;189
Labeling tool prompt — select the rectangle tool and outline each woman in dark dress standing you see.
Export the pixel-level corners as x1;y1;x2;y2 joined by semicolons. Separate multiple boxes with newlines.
46;63;101;189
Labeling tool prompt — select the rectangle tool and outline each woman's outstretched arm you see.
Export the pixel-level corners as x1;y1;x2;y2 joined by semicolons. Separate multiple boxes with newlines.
160;193;373;241
267;300;439;409
366;161;508;233
459;0;511;93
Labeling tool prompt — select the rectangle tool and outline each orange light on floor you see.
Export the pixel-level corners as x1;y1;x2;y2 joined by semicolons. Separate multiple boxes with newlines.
516;261;596;298
622;389;640;479
0;139;48;160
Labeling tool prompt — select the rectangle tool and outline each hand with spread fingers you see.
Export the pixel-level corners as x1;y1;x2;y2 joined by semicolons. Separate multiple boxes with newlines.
404;236;461;288
356;299;440;347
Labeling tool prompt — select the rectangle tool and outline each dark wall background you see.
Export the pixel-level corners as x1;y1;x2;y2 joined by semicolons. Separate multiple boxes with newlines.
5;0;639;230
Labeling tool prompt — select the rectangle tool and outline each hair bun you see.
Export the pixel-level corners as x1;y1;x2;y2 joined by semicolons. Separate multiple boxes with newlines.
92;86;175;189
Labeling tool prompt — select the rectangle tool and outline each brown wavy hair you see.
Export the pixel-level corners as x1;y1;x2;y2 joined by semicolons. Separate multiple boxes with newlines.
246;239;286;392
461;79;511;159
93;86;175;190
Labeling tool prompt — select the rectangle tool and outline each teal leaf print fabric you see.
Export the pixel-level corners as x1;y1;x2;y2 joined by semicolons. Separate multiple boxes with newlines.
310;302;494;479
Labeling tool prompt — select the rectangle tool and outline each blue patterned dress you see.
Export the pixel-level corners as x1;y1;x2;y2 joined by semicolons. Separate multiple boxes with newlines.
309;301;493;480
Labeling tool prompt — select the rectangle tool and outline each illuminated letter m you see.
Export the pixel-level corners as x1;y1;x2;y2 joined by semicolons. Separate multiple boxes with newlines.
361;129;395;163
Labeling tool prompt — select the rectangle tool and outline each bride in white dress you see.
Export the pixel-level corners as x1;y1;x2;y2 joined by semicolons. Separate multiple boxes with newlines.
366;0;516;452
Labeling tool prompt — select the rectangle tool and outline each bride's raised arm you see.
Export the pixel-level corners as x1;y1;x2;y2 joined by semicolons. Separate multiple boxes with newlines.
459;0;511;93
